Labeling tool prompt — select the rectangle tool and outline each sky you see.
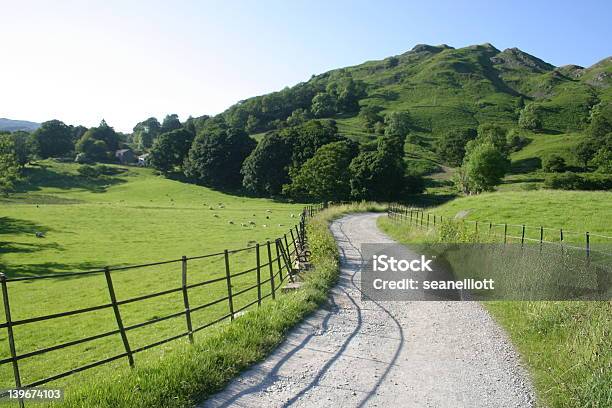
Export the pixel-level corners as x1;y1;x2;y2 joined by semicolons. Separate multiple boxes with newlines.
1;0;611;132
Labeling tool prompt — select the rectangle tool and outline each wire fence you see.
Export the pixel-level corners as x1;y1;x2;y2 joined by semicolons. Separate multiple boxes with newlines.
0;211;316;406
387;204;612;264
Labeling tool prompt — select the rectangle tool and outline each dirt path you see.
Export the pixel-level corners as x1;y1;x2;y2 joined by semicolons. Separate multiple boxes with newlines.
202;213;535;407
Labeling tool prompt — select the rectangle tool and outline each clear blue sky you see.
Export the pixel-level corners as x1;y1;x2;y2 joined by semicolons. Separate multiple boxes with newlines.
1;0;610;132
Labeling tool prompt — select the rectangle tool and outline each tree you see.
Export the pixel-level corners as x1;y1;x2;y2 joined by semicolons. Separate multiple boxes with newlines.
458;143;509;193
384;111;411;138
31;120;73;158
359;105;383;131
184;126;256;188
245;115;261;134
75;133;108;161
285;120;342;168
592;146;612;173
286;108;310;127
284;140;358;201
241;132;294;195
311;92;336;118
518;103;542;131
75;120;119;161
542;154;566;172
160;114;182;134
149;128;195;173
434;128;477;166
0;135;20;195
475;124;509;155
133;117;161;150
3;131;33;167
575;139;598;169
349;133;415;201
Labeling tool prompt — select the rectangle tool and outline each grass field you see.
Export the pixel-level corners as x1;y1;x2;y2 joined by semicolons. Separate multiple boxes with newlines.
378;190;612;408
0;160;302;393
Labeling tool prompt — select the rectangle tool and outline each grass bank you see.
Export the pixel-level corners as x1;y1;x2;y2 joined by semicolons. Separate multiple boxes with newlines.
378;216;611;408
46;203;382;407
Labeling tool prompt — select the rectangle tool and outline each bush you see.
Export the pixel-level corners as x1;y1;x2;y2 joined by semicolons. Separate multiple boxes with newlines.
544;172;612;190
77;164;102;178
542;154;566;173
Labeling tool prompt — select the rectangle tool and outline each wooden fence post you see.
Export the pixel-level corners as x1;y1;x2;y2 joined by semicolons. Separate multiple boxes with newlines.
540;226;544;252
224;250;235;321
586;232;590;259
104;267;134;367
256;244;262;306
275;239;283;282
181;256;194;344
284;234;291;263
267;241;275;300
1;273;24;408
521;225;525;248
504;224;508;244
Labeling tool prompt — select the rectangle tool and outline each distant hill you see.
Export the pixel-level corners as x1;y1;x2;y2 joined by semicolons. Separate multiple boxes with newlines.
0;118;41;132
215;43;611;172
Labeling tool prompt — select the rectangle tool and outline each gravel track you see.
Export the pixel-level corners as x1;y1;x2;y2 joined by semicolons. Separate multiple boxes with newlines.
202;213;535;407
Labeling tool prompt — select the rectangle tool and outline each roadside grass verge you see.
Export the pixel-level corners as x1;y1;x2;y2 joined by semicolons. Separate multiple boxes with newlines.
48;202;380;407
378;216;611;408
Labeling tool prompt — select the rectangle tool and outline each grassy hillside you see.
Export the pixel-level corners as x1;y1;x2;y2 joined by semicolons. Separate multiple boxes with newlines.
378;191;612;408
0;160;302;390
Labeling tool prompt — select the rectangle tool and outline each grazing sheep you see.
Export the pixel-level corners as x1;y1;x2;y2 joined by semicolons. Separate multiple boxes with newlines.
278;224;284;227
35;232;45;238
266;209;271;213
241;223;247;227
262;224;267;228
290;214;295;218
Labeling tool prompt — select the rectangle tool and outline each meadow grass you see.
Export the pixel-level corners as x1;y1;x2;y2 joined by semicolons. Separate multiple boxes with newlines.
0;160;303;392
378;194;612;408
48;203;376;407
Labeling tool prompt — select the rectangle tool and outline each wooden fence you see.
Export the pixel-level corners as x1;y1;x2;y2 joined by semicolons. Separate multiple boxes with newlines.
0;211;315;406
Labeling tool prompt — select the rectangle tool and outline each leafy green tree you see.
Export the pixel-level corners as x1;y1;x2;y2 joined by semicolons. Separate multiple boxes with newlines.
184;126;256;188
284;140;358;201
31;120;73;158
241;132;293;195
542;154;566;172
506;130;529;152
518;103;542;131
326;77;366;113
149;128;195;173
575;140;598;169
286;108;310;127
3;131;33;167
458;143;509;193
434;128;477;166
475;124;509;155
592;146;612;173
311;92;337;117
160;114;182;134
75;133;109;161
133;117;161;150
245;115;261;134
0;135;20;195
384;111;412;138
349;133;416;201
285;120;342;168
359;105;383;130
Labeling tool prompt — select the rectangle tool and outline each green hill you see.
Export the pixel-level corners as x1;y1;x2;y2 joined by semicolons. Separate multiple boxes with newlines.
215;43;611;183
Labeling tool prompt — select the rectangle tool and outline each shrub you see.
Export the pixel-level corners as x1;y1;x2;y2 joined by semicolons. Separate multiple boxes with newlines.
542;154;566;173
77;164;102;178
544;172;612;190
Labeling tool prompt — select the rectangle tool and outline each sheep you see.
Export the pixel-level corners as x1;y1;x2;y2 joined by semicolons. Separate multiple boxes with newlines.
241;223;247;227
290;214;295;218
266;209;271;213
262;224;267;228
278;224;284;227
249;220;256;225
35;232;45;238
